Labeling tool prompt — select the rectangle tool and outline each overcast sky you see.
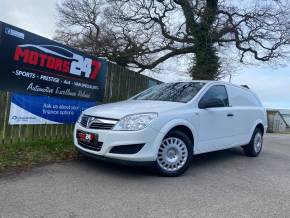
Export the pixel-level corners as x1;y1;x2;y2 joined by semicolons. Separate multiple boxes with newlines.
1;0;290;109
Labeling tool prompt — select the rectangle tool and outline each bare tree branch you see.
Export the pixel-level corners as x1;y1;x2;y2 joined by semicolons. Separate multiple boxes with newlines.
55;0;290;79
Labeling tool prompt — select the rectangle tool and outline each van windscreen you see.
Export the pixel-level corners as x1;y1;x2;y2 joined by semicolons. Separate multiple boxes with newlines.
131;82;206;103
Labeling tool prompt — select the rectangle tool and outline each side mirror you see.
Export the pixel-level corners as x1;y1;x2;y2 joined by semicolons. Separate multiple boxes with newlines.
199;98;225;109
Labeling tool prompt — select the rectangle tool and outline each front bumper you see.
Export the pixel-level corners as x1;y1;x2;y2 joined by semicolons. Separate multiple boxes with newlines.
76;147;155;166
73;122;165;162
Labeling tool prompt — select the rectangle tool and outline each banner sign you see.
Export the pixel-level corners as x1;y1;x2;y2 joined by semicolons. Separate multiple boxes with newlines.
0;21;107;101
9;92;96;125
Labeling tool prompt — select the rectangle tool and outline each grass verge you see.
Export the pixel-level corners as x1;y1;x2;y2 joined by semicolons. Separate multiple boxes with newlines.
0;139;78;173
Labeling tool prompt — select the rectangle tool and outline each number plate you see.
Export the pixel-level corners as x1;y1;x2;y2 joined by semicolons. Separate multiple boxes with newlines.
77;130;98;144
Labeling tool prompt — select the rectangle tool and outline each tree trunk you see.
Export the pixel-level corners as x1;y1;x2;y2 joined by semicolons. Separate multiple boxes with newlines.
191;39;220;80
180;0;219;80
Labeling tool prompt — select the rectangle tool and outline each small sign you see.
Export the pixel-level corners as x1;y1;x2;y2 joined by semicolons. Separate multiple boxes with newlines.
9;92;96;125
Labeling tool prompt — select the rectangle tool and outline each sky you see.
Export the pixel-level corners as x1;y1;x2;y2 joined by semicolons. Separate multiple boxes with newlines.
0;0;289;109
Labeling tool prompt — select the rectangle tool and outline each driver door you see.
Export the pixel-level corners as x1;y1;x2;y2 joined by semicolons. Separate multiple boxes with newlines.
197;85;234;153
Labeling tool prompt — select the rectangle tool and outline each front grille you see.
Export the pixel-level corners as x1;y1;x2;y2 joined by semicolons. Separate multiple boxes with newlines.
80;115;118;130
78;140;103;152
90;123;114;130
80;116;89;127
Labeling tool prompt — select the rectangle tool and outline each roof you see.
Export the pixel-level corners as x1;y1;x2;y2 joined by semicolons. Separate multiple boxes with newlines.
164;80;249;89
267;109;281;113
280;109;290;115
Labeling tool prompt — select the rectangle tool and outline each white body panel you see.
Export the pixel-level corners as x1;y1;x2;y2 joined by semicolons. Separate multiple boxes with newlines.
196;107;235;153
73;81;267;162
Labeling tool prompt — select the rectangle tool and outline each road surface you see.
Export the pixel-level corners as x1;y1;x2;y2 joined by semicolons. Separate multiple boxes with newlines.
0;134;290;218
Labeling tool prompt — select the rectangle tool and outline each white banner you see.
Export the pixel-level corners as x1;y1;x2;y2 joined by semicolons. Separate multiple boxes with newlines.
9;102;60;125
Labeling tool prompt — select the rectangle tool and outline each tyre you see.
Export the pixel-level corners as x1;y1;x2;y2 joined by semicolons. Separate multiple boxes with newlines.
243;128;263;157
155;130;193;177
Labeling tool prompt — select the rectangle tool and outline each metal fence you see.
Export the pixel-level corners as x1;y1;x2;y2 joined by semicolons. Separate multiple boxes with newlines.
0;62;159;145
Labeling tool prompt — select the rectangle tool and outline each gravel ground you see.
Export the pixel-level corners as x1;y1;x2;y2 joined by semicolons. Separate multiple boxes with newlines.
0;133;290;218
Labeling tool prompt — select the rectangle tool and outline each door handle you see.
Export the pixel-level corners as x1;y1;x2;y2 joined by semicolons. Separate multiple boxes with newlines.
227;113;234;117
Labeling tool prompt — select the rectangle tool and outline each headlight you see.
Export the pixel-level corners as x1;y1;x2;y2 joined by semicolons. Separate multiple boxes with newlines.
112;113;158;131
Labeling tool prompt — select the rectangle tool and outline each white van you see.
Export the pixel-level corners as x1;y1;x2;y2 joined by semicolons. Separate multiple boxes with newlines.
74;81;267;176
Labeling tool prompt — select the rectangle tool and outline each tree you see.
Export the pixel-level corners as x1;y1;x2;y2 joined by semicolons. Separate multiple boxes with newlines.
55;0;290;80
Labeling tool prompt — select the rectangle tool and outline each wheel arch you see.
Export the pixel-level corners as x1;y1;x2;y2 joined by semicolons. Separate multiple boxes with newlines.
165;125;194;145
247;120;266;144
158;119;197;152
255;123;265;135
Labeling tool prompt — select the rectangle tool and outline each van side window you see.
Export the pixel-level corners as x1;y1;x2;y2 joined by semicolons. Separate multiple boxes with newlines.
199;85;229;107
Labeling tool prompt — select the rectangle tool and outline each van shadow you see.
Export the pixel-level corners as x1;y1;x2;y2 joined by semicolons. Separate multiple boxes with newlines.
191;147;244;168
78;147;245;178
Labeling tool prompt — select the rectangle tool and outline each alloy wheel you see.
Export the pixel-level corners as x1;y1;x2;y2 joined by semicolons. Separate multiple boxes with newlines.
157;137;188;172
254;132;263;153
